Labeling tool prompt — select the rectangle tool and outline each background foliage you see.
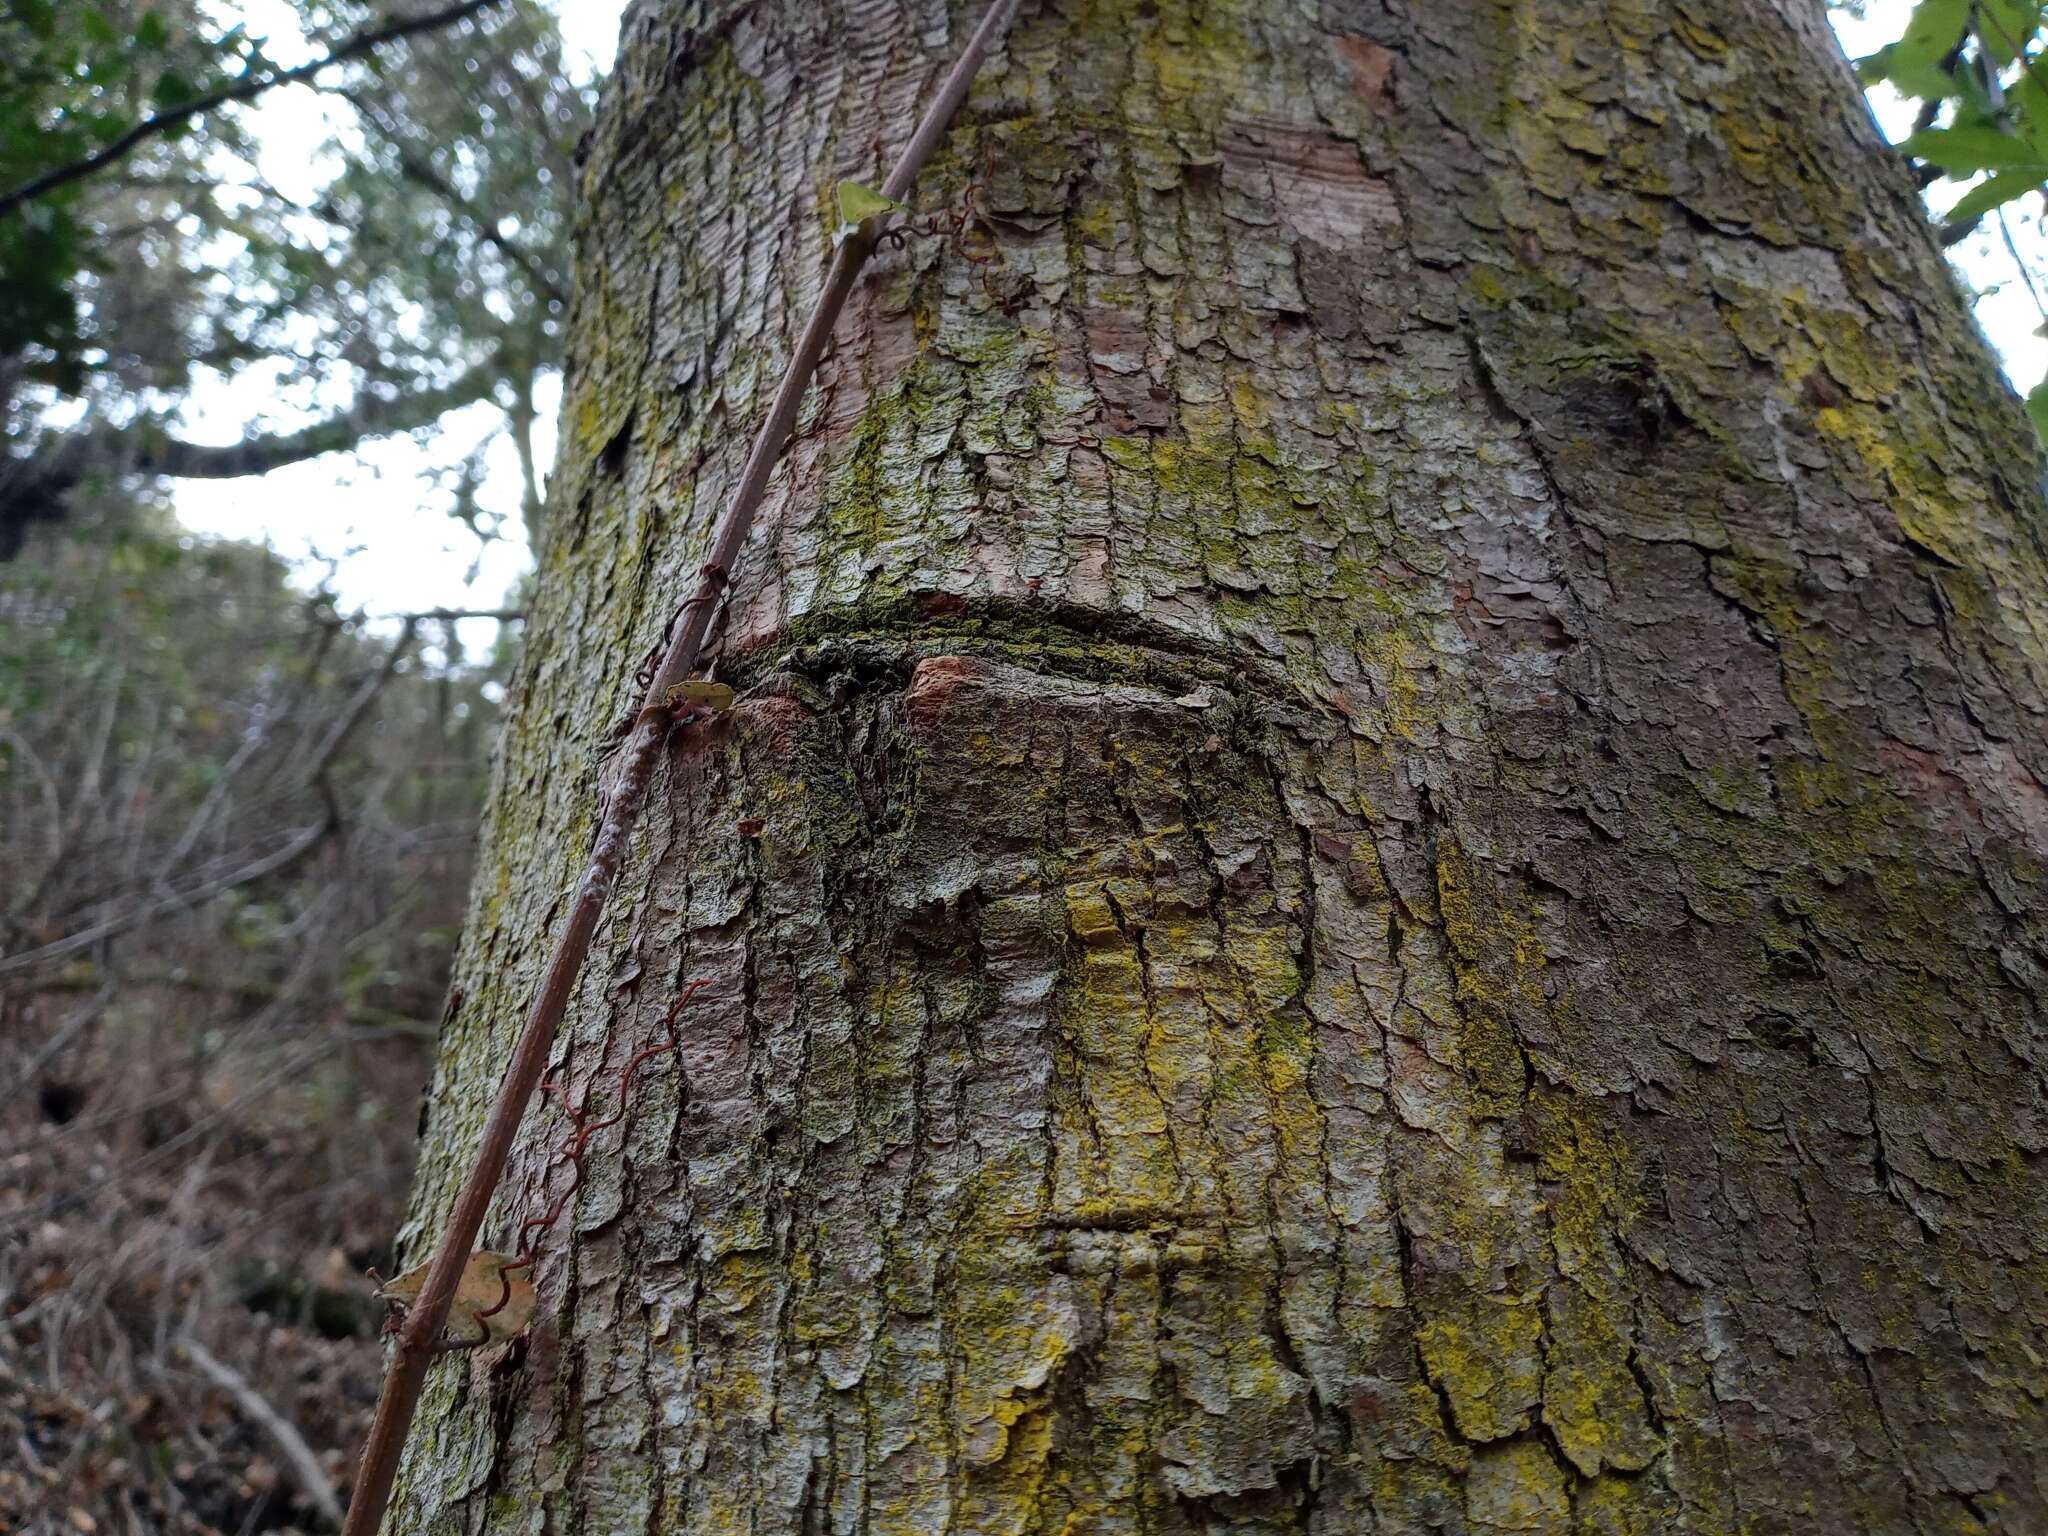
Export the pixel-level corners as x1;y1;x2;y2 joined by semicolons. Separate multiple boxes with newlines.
0;4;563;1529
0;482;508;1533
1851;0;2048;433
0;0;586;558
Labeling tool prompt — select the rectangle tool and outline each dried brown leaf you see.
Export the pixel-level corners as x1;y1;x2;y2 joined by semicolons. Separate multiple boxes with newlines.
372;1251;534;1345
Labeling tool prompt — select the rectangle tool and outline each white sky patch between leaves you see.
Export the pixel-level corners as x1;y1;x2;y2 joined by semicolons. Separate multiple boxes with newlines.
1829;7;2048;395
169;1;2046;643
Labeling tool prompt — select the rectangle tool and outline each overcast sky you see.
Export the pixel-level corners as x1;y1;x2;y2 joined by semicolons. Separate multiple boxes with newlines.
171;0;628;653
170;1;2046;648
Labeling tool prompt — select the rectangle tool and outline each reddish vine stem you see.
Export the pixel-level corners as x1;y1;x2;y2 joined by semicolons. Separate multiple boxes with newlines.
338;4;1021;1531
511;979;707;1271
430;979;707;1348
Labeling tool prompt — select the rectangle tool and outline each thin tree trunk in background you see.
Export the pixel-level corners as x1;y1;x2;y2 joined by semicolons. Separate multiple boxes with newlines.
391;1;2048;1531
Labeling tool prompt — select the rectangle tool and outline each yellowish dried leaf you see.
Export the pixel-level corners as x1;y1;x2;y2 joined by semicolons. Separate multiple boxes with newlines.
664;679;736;712
372;1250;535;1344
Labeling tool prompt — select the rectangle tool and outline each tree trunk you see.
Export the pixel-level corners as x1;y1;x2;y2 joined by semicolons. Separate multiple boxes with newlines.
390;1;2048;1531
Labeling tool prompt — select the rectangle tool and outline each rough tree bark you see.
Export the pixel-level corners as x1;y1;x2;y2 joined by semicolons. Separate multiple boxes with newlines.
389;1;2048;1531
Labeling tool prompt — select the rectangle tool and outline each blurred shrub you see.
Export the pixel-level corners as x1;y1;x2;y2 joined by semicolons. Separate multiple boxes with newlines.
0;486;509;1533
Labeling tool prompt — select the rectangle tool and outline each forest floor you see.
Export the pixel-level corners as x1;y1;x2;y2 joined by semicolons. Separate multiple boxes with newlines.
0;509;494;1535
0;1012;432;1536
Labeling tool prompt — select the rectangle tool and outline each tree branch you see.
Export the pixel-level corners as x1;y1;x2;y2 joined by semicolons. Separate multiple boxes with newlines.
135;361;510;479
1;355;509;556
386;606;526;623
0;0;510;220
177;1337;345;1529
337;85;570;307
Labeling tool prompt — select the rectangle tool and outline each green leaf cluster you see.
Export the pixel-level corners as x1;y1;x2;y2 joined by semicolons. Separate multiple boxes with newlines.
0;1;273;377
1852;0;2048;442
1860;1;2048;216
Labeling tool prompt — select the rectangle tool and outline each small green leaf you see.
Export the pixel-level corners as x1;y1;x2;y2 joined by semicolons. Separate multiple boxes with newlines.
664;679;736;712
1976;0;2045;66
1944;169;2042;222
831;179;903;244
1899;124;2048;176
1872;0;1972;98
2027;379;2048;445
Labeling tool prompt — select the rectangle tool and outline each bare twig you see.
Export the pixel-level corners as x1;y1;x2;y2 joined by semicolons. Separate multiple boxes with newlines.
1;622;419;977
336;4;1023;1531
0;817;332;978
1997;206;2048;328
0;0;509;220
294;617;418;784
0;725;63;870
155;690;280;879
13;684;125;924
2;978;114;1107
177;1337;345;1528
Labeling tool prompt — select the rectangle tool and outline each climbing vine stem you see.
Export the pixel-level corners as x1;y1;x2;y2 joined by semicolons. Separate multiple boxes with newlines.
336;2;1022;1530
